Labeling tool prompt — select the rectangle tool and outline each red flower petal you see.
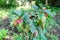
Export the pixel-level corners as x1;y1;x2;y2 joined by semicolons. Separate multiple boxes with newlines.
16;18;23;24
45;13;48;17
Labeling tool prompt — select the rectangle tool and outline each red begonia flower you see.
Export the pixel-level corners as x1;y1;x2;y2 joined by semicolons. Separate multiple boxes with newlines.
45;13;48;17
16;18;23;24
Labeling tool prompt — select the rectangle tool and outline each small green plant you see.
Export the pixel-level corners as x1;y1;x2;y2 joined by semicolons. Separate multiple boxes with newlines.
0;29;8;40
9;4;58;40
14;33;23;40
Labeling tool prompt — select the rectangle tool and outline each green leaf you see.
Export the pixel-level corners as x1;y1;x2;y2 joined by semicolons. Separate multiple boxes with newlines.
33;37;37;40
29;20;36;33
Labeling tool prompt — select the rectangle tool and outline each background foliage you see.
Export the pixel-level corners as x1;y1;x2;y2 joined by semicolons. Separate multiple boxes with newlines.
0;0;60;40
